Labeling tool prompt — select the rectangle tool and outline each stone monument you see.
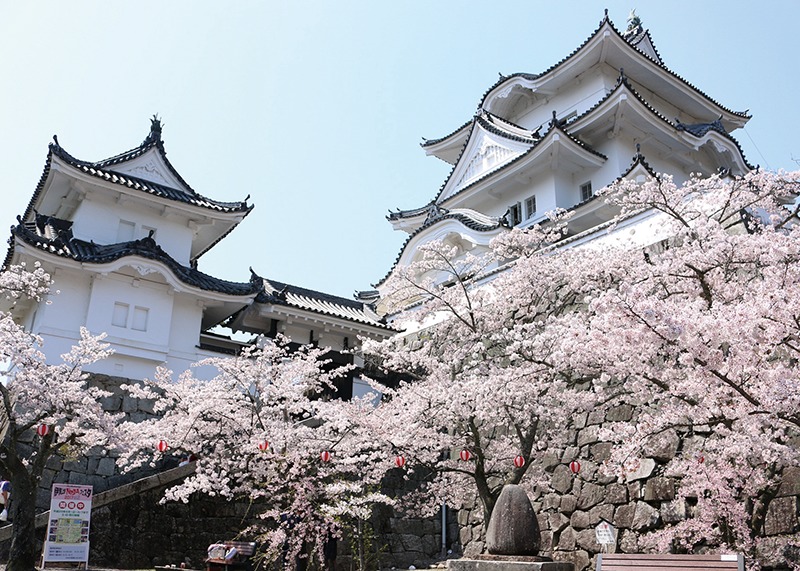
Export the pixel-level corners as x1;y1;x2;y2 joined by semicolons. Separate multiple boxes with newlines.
447;485;574;571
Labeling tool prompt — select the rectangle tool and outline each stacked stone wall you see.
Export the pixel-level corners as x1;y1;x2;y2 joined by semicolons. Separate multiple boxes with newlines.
451;406;800;571
7;375;798;569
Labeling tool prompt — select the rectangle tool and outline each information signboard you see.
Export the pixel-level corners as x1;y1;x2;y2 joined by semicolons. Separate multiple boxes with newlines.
42;484;92;566
595;518;616;545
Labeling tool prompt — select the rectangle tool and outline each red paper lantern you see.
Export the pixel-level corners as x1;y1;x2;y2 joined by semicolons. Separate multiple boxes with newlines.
459;449;472;462
258;441;269;452
36;424;49;437
513;455;525;468
395;455;406;468
320;450;331;463
156;440;168;453
569;460;581;474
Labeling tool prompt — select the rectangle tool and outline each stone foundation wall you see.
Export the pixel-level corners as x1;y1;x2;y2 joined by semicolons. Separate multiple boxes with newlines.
451;406;800;571
9;376;798;569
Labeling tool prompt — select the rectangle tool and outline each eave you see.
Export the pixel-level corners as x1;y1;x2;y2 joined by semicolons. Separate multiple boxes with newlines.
481;18;749;131
438;123;607;209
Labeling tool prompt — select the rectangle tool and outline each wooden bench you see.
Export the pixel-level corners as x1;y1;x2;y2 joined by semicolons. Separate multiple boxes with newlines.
206;541;258;571
596;553;744;571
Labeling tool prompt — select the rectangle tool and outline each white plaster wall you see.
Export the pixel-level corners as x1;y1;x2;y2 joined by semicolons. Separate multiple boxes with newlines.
84;273;174;356
71;195;194;265
515;71;607;132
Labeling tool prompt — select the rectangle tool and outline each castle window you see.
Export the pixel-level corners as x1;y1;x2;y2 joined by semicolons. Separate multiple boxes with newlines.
508;202;522;226
132;306;149;331
524;196;537;220
112;303;129;328
117;220;135;242
580;181;593;202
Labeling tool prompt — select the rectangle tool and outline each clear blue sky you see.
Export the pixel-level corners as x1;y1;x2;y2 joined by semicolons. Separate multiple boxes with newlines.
1;2;798;299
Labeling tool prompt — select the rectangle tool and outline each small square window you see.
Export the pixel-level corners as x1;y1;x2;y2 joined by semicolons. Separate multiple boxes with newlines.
580;182;593;202
132;306;149;331
117;220;135;242
112;303;129;328
524;196;537;219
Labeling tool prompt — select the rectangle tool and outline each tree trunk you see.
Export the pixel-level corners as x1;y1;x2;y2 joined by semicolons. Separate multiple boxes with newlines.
6;464;38;571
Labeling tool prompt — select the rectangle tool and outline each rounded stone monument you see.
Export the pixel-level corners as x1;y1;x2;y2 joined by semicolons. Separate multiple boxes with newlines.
485;484;541;556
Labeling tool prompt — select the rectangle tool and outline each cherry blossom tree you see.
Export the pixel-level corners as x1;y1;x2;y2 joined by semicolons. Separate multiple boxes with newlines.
0;264;124;571
120;339;393;570
579;171;800;567
365;170;800;568
362;225;608;529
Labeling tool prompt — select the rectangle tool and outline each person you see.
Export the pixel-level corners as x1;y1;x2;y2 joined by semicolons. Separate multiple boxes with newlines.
323;533;337;571
0;479;10;522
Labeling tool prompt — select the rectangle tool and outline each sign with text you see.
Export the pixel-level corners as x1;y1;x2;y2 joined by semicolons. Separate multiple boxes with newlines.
595;519;616;545
42;484;92;565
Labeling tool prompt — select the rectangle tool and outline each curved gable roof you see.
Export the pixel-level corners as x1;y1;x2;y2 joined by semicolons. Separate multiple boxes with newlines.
480;14;749;129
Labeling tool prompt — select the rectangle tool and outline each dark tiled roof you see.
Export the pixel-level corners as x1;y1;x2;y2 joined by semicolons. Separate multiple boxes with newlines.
255;275;393;330
421;119;472;149
619;147;659;180
8;214;261;296
477;15;749;122
47;143;252;215
387;202;434;222
573;75;753;171
675;118;726;137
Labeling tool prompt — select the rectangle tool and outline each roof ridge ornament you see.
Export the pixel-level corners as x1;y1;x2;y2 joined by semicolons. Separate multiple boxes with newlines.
143;114;163;146
624;9;643;38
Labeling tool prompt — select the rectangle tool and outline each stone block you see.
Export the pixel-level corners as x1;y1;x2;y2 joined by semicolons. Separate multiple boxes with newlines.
575;529;600;552
627;481;642;500
605;484;628;505
660;500;686;524
464;541;484;558
560;496;577;514
569;511;591;530
573;412;588;429
644;477;675;502
764;496;799;536
401;533;425;552
543;493;561;511
446;560;575;571
618;529;639;553
99;394;123;411
540;530;553;552
605;404;633;422
557;526;576;550
587;505;614;526
561;447;580;462
625;458;655;482
551;465;573;494
549;513;569;533
541;452;560;472
587;409;605;426
643;429;679;462
589;443;612;462
537;513;549;531
631;501;660;531
577;427;599;447
613;505;635;529
63;458;88;473
778;466;800;497
553;548;589;571
121;395;139;413
576;483;604;510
